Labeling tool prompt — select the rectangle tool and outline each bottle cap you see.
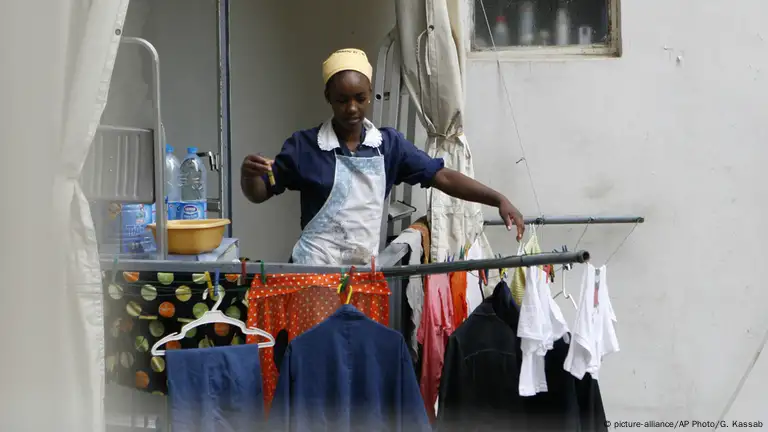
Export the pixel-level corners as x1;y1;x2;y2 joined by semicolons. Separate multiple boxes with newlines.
496;15;507;23
166;144;174;153
187;147;198;154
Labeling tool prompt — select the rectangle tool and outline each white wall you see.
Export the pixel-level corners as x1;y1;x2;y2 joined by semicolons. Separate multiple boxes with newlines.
465;0;768;423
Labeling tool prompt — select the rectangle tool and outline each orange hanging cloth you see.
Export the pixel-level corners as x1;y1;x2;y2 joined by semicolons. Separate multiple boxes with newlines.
246;272;390;413
449;271;468;328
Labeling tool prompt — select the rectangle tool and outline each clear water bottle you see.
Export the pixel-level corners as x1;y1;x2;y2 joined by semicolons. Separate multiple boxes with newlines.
178;146;207;220
161;144;182;220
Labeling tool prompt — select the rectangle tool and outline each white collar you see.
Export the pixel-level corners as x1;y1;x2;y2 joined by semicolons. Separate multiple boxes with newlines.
317;117;383;151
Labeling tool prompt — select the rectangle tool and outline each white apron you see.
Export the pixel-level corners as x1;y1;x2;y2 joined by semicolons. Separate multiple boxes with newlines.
291;118;386;266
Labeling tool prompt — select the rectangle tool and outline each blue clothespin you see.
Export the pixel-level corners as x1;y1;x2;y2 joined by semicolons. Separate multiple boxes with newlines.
214;269;220;297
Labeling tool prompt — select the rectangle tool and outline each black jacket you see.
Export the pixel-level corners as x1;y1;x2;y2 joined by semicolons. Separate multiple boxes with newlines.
436;281;608;431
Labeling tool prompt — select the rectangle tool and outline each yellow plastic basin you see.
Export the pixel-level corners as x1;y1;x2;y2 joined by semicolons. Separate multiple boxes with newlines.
147;219;231;255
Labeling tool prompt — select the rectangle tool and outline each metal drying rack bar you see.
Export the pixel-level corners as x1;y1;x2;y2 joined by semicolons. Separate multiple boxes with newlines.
485;215;645;226
99;250;589;278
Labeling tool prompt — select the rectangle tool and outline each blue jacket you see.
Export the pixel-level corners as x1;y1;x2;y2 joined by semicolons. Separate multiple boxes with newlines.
269;304;430;432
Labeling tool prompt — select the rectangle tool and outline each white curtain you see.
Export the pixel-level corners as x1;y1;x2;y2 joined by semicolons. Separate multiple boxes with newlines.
394;0;494;264
0;0;129;429
57;0;131;430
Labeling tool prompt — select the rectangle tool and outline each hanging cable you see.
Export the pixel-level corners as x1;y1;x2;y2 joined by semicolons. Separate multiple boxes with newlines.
478;0;543;217
713;327;768;430
603;222;640;265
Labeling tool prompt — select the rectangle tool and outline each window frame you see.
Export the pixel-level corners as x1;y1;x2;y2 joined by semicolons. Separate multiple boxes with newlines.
467;0;622;60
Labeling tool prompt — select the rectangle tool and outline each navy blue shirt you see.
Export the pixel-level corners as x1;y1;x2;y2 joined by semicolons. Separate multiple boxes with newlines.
261;124;445;229
269;304;431;431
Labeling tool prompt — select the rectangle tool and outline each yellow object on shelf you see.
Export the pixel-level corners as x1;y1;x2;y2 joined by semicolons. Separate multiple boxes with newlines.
147;219;231;255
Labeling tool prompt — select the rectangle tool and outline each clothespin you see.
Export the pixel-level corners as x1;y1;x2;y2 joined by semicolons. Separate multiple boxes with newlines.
497;253;507;280
337;268;346;294
214;269;220;297
204;271;213;298
260;261;266;284
258;153;276;186
337;266;356;294
370;257;376;281
480;268;488;286
554;245;573;271
345;271;355;304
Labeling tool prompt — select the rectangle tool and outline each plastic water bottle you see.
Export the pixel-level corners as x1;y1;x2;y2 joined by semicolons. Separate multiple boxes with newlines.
492;15;511;46
178;147;207;220
152;144;182;221
555;7;571;46
518;1;535;46
119;203;156;254
165;144;181;203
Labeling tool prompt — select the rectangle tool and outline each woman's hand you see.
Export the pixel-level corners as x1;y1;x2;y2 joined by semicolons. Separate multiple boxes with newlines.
241;154;273;178
499;199;525;242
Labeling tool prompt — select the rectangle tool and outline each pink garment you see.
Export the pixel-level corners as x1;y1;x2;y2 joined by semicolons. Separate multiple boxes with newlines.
417;273;455;422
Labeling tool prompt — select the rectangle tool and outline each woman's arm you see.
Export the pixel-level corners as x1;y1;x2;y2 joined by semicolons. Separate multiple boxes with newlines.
432;168;525;241
240;137;301;204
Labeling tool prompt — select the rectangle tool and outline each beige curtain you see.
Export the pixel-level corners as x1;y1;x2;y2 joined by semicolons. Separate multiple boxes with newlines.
394;0;495;265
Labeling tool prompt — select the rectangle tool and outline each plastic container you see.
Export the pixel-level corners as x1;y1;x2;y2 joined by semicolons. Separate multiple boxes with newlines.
118;203;156;254
165;144;181;203
555;7;571;46
493;15;511;46
147;218;231;255
152;144;182;222
518;1;535;46
178;147;207;220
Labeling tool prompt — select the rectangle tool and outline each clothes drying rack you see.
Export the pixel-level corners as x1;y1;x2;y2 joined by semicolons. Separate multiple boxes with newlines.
100;249;590;279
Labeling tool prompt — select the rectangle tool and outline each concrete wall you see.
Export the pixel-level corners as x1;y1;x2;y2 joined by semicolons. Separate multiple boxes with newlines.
103;0;767;425
466;0;768;423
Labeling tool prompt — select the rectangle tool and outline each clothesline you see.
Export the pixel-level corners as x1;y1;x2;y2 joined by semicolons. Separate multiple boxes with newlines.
98;250;589;281
484;215;645;226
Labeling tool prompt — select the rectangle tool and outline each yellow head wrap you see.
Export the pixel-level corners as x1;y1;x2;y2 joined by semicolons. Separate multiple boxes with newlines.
322;48;373;85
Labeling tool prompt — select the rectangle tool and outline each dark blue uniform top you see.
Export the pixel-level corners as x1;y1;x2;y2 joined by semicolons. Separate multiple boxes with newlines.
262;124;445;229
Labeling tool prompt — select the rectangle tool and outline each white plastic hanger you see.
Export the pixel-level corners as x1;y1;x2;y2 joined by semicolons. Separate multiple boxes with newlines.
553;267;578;309
151;280;275;356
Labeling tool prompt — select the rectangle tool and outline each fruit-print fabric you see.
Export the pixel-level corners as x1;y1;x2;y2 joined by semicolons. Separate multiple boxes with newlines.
103;270;250;395
246;272;390;413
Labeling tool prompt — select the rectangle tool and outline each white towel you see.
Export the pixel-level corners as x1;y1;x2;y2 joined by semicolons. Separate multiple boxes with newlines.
392;228;425;361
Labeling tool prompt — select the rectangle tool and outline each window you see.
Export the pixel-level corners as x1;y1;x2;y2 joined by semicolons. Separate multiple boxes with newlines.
471;0;621;57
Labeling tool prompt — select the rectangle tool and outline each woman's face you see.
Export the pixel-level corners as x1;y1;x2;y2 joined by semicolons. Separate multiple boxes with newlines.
325;71;371;132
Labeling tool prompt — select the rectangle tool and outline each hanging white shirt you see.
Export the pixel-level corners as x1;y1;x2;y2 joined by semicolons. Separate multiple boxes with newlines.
517;266;570;396
563;264;620;380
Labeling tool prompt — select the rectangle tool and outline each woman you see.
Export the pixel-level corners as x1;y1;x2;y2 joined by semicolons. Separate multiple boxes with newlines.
241;48;524;266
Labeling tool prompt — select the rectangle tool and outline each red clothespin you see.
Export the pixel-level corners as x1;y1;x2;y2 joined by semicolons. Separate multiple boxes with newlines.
370;256;376;281
480;268;488;286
